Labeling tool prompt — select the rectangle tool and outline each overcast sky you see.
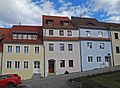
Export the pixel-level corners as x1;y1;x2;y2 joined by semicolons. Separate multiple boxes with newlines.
0;0;120;28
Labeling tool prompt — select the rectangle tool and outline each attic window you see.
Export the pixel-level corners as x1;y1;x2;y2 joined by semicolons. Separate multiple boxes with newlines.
46;20;53;26
86;22;95;26
61;21;69;26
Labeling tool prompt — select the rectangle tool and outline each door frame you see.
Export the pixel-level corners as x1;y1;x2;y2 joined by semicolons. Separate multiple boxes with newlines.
48;59;55;73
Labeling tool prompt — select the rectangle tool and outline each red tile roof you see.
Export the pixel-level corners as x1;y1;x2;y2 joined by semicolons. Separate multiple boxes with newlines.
42;15;76;29
2;25;43;44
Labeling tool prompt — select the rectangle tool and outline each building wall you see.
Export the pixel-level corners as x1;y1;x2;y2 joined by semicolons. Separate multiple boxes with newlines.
2;43;44;80
44;41;80;77
111;30;120;66
0;51;2;75
81;41;112;71
79;28;109;38
43;29;79;37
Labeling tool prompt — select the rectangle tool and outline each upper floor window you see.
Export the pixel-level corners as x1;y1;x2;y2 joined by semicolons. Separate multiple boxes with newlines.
13;34;17;39
69;60;73;67
7;46;12;53
97;56;101;62
6;61;12;69
24;46;29;54
35;46;39;54
114;33;119;39
100;43;105;49
49;30;53;35
18;34;22;39
98;31;103;37
23;34;27;39
49;43;54;51
15;46;20;53
60;43;64;51
32;35;38;40
47;20;53;26
59;30;64;36
86;31;91;37
88;56;93;63
68;44;73;51
60;60;65;67
116;46;120;53
14;61;20;69
87;42;92;49
67;30;72;36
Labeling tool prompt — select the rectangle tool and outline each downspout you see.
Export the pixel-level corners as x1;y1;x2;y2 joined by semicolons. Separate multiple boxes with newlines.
109;28;114;66
79;28;83;72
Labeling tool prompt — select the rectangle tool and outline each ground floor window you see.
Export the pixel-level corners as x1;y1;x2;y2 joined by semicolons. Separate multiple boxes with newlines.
23;61;29;69
6;61;12;69
14;61;20;69
60;60;65;67
69;60;73;67
88;56;93;63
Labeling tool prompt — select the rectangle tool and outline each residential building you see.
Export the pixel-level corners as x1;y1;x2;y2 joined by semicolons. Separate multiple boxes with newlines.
71;17;113;71
42;15;80;77
1;25;44;80
104;23;120;66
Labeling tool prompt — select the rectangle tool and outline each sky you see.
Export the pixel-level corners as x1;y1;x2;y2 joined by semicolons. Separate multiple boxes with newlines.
0;0;120;28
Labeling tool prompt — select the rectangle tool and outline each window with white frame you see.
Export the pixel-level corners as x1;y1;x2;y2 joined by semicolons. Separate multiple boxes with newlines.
15;46;20;53
23;34;27;39
35;46;39;54
97;56;101;62
88;56;93;63
49;30;53;35
98;31;103;37
86;31;91;37
13;34;17;39
116;46;120;53
59;30;64;36
28;35;32;40
68;44;73;51
67;30;72;36
32;35;38;40
7;46;12;53
18;34;22;39
60;43;64;51
100;43;105;49
87;42;92;49
14;61;20;69
69;60;73;67
23;61;29;69
6;61;12;69
24;46;29;54
60;60;65;67
49;43;54;51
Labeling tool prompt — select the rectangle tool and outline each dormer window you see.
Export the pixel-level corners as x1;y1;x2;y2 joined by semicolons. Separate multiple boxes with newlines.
13;34;17;39
46;20;53;26
61;21;69;26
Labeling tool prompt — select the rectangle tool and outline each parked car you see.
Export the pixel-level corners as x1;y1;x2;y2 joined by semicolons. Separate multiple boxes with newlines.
0;74;22;88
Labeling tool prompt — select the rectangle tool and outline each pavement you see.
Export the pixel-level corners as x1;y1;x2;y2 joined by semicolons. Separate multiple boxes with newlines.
20;65;120;88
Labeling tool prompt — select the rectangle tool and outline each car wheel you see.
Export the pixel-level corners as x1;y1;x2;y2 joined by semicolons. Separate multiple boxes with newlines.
7;82;15;88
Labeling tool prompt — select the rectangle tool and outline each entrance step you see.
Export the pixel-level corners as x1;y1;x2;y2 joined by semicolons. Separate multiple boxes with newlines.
48;73;56;77
32;73;42;79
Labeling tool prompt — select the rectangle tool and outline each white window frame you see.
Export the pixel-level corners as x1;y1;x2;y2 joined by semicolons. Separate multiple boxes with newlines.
86;31;91;37
23;46;29;54
59;30;64;36
23;60;29;69
100;43;105;49
67;30;72;36
34;46;40;54
68;44;73;51
15;46;20;53
87;42;92;49
13;34;17;39
7;45;12;53
88;56;93;63
96;56;101;62
60;43;64;51
18;34;22;39
23;34;27;39
14;61;20;69
6;60;12;69
98;31;103;37
49;43;54;51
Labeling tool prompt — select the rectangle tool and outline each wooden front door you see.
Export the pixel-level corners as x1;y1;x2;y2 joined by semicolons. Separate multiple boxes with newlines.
48;60;55;73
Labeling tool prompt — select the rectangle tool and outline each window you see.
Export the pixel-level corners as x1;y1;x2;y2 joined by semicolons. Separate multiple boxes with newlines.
18;34;22;39
60;60;65;67
23;61;29;69
24;46;29;54
47;20;53;26
7;46;12;53
86;31;91;37
87;42;92;49
116;46;120;53
49;30;53;35
98;31;103;37
60;43;64;51
15;46;20;53
68;44;73;51
6;61;12;69
69;60;73;67
13;34;17;39
114;33;119;39
23;34;27;39
67;30;72;36
59;30;64;36
14;61;20;69
32;35;38;40
88;56;93;63
105;57;109;62
49;43;54;51
61;21;69;26
100;43;105;49
28;35;32;40
35;46;39;54
97;56;101;62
